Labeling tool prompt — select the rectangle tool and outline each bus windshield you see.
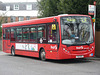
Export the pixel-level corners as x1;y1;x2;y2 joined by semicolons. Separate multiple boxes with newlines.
61;16;94;45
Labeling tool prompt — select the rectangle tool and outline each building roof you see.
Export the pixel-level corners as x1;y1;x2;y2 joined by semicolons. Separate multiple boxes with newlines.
0;2;38;11
0;2;38;17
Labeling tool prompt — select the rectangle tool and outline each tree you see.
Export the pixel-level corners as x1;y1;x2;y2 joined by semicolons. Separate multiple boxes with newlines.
38;0;94;17
58;0;91;14
95;0;100;30
38;0;99;15
38;0;60;17
38;0;100;30
0;12;7;38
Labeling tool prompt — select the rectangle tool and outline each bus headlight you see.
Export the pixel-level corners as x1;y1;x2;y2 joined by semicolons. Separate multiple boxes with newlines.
63;48;65;50
89;46;94;51
90;46;94;50
63;48;70;53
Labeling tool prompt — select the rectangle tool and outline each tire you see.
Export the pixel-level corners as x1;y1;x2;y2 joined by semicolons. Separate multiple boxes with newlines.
11;47;15;56
40;49;46;61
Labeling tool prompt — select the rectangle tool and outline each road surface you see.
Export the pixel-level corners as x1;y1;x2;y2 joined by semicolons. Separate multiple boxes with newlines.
0;51;100;75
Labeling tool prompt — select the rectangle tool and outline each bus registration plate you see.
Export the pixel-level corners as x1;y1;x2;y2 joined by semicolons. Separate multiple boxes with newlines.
76;55;84;58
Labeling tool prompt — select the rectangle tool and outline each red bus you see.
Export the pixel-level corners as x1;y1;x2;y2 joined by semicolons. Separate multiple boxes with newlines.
2;14;95;60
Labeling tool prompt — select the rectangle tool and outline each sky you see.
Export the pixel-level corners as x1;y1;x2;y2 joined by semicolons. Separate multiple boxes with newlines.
0;0;37;3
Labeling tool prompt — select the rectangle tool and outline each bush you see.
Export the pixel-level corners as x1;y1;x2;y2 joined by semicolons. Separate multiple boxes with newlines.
0;27;2;38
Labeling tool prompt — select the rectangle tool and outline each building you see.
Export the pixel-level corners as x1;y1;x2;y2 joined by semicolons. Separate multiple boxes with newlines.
0;1;38;23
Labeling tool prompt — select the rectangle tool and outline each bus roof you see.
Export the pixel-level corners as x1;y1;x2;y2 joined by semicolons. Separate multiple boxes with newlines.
2;14;90;28
2;16;59;28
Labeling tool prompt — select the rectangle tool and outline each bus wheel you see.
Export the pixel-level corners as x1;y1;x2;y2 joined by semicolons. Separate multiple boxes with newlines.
11;47;15;56
40;49;46;61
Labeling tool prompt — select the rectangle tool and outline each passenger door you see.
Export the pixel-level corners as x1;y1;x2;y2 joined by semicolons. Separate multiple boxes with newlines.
7;29;11;46
3;28;11;52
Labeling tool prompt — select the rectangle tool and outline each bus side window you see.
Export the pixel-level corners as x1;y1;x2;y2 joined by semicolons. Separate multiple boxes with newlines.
16;28;22;42
23;28;29;42
38;26;46;38
3;29;7;39
11;28;16;41
7;29;10;39
3;29;10;39
48;24;57;43
37;26;46;43
30;27;37;43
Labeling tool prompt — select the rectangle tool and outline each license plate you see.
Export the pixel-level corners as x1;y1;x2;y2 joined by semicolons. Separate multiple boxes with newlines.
76;55;84;58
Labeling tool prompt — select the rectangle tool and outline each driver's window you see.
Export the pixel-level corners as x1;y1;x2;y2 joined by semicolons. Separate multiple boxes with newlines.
79;23;90;41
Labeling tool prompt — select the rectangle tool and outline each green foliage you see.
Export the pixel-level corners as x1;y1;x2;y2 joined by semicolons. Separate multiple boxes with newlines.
0;27;2;38
0;12;7;38
0;16;3;38
95;0;100;30
58;0;89;14
38;0;100;30
38;0;93;17
38;0;60;17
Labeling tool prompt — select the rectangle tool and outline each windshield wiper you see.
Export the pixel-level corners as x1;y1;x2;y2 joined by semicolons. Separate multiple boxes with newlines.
84;42;90;46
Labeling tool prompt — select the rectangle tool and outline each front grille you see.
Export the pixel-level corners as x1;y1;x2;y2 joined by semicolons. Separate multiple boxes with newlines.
71;49;88;54
72;49;87;51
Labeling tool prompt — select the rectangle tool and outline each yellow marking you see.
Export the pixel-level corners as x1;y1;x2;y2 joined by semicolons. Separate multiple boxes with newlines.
52;24;56;30
81;18;87;23
66;18;76;22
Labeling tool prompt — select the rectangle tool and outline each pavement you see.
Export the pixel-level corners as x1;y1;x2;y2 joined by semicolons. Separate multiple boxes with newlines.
86;56;100;61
